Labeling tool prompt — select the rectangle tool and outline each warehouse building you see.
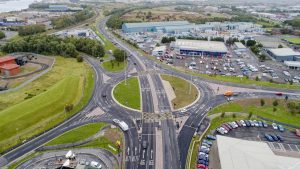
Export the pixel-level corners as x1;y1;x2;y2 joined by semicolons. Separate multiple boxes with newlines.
234;42;247;52
284;61;300;70
171;39;228;57
215;135;300;169
122;21;190;33
266;48;300;61
152;46;166;56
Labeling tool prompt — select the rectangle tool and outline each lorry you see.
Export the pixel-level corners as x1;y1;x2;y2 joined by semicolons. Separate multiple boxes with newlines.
224;91;239;97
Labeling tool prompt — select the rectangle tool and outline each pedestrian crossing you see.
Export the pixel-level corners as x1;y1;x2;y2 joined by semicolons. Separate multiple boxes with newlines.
142;112;173;122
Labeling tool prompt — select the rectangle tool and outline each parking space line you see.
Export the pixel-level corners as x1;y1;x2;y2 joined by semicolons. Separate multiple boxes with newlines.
296;145;300;152
278;143;286;152
268;142;275;150
288;144;294;152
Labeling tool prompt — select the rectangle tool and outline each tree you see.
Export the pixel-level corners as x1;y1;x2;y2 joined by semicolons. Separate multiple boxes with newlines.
240;40;245;45
77;55;83;62
0;30;5;39
278;44;283;48
260;99;265;106
232;113;236;118
246;40;256;47
248;112;253;119
113;49;127;62
221;112;225;118
65;104;74;112
18;25;45;36
259;54;267;62
257;43;263;48
255;76;260;81
273;107;277;112
273;100;279;107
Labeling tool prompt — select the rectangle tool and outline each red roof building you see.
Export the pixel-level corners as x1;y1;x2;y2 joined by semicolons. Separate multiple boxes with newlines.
0;56;20;76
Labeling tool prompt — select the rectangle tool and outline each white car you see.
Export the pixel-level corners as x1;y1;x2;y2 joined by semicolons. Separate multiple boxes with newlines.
240;120;246;127
180;108;187;113
272;123;278;130
221;127;228;133
232;122;238;128
253;120;259;127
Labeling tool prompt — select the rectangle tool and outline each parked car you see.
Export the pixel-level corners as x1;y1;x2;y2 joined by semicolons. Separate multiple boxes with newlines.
278;125;284;132
224;123;232;130
249;120;255;127
295;129;300;137
232;122;238;128
272;123;278;130
236;120;242;127
222;124;230;131
258;121;263;127
262;121;268;128
197;164;207;169
245;120;251;127
253;120;259;127
275;134;283;141
240;120;246;127
270;134;279;141
207;135;216;140
203;140;213;146
264;134;274;142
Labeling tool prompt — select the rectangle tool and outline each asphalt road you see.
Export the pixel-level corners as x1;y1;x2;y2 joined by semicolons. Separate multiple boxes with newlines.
2;15;300;169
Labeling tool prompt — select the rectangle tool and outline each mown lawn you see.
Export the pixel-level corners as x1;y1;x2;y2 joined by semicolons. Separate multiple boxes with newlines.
208;98;300;127
161;74;198;109
0;57;94;153
46;123;107;146
101;60;127;72
285;37;300;45
113;77;140;110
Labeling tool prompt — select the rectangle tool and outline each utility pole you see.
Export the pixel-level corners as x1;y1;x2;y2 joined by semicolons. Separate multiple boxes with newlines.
124;51;127;85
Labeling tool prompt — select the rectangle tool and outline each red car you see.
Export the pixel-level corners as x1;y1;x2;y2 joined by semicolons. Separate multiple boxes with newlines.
295;129;300;137
197;164;207;169
275;92;283;96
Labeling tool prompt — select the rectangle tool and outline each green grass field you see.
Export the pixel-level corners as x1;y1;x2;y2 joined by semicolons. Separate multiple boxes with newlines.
0;57;94;153
46;123;107;146
113;77;140;110
285;38;300;45
208;98;300;127
161;74;198;109
101;60;127;72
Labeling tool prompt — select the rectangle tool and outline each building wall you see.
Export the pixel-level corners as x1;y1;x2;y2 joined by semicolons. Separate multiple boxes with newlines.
178;49;226;57
0;60;15;67
0;67;20;76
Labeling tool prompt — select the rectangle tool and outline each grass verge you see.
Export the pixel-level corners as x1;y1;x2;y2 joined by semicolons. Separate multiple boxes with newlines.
113;77;140;110
101;60;127;72
0;57;95;153
161;74;198;109
46;123;107;146
208;98;300;127
285;37;300;45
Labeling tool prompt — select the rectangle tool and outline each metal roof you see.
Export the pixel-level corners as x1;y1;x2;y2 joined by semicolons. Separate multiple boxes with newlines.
123;21;190;29
0;56;15;63
268;48;300;57
234;42;246;49
174;39;228;53
217;135;300;169
0;64;19;70
284;61;300;67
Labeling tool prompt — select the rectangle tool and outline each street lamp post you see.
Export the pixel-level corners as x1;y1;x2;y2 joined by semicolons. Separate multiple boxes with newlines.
124;51;127;85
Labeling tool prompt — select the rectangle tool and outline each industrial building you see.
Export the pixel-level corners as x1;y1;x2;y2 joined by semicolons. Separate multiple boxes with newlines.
122;21;263;33
215;135;300;169
0;56;20;76
234;42;247;52
171;39;228;57
266;48;300;61
48;5;68;12
152;46;166;56
122;21;190;33
284;61;300;70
